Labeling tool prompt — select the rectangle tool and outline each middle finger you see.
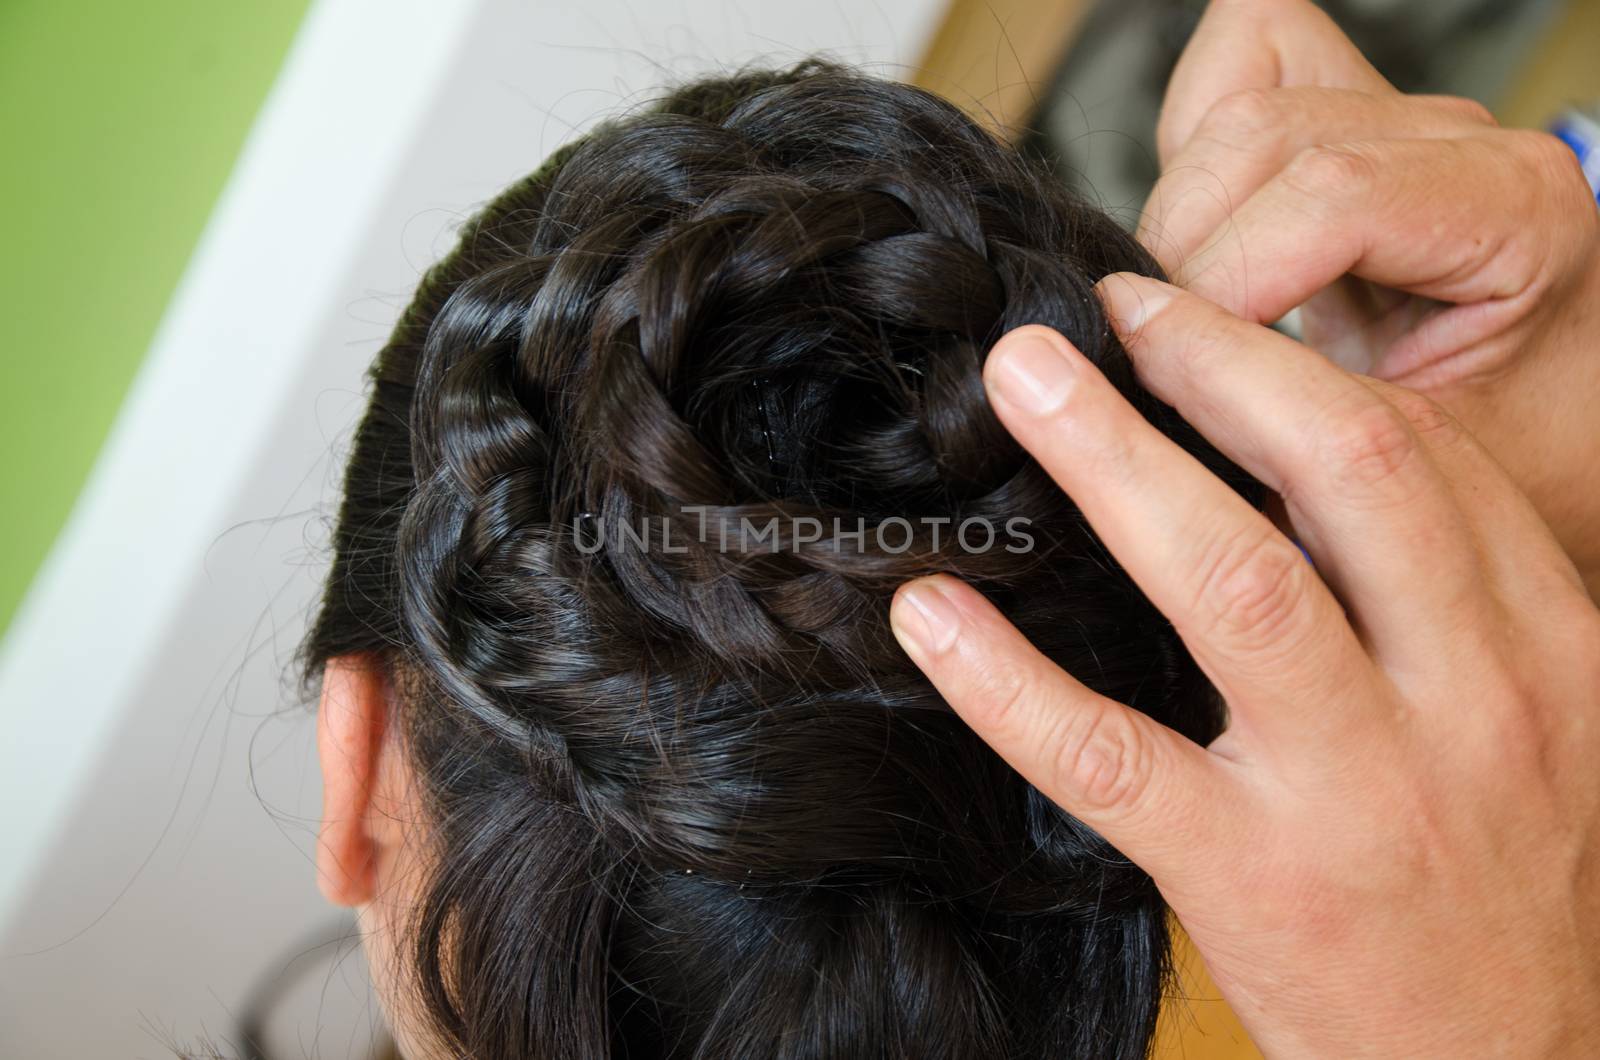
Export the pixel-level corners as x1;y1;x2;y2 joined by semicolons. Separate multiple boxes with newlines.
1097;272;1491;672
982;323;1371;751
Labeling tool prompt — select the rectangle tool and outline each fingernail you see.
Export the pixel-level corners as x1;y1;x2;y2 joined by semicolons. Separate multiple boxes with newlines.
1095;272;1174;333
987;331;1077;416
891;580;962;657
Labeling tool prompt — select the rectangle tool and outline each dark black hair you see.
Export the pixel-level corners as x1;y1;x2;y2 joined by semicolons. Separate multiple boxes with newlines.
303;59;1255;1059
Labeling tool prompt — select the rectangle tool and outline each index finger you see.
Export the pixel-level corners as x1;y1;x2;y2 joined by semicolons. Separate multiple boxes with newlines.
979;323;1374;753
1157;0;1390;163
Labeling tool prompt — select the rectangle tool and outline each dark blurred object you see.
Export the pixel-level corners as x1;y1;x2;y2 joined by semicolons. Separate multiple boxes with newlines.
231;914;394;1060
1024;0;1568;225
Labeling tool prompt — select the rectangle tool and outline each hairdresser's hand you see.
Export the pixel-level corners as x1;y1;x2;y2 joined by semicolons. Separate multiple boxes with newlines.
890;275;1600;1058
1139;0;1600;593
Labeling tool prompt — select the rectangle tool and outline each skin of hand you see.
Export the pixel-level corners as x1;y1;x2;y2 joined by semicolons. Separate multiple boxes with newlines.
1138;0;1600;596
889;274;1600;1058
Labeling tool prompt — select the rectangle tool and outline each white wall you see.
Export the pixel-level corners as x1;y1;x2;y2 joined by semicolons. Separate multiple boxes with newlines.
0;0;945;1054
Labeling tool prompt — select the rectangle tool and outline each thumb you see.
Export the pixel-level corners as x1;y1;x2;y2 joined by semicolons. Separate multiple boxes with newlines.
1157;0;1390;163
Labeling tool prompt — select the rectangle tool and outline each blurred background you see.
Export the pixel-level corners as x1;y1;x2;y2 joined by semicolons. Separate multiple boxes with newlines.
1;1;1595;1057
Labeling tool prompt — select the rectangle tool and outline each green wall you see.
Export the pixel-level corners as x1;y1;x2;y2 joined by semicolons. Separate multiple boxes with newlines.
0;1;312;636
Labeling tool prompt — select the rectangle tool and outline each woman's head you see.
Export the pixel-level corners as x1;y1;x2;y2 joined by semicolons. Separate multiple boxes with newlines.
306;60;1255;1059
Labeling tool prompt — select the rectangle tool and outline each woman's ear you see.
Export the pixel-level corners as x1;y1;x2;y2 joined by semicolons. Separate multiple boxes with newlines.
316;655;389;907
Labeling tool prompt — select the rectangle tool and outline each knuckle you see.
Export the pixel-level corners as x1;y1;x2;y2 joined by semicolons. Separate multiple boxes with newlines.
1428;93;1497;127
1181;310;1240;370
1514;129;1593;202
1130;298;1233;381
1379;386;1462;448
1048;705;1152;816
1197;87;1287;147
968;655;1038;738
1517;128;1580;175
1313;393;1422;495
1072;407;1145;488
1282;142;1379;206
1193;525;1311;652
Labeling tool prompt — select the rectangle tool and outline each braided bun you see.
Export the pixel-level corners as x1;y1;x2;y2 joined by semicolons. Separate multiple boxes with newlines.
306;59;1257;1060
